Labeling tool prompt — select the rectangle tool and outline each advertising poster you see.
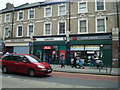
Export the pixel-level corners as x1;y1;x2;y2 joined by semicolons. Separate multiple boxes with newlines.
60;50;66;60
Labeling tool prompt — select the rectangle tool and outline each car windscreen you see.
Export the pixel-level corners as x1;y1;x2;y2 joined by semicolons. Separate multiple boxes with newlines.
25;55;42;63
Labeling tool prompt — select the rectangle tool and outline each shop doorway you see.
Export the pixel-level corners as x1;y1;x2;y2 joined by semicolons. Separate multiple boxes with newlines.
43;46;59;64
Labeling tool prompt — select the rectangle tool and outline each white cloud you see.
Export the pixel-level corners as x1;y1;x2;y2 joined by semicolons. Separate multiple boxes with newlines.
0;0;45;10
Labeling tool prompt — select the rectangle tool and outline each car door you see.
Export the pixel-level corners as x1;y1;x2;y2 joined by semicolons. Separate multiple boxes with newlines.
2;55;15;72
13;55;30;73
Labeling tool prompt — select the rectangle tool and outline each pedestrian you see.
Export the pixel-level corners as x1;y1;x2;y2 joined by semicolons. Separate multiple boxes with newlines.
72;56;77;68
95;59;103;69
60;55;65;68
90;56;95;67
77;59;85;69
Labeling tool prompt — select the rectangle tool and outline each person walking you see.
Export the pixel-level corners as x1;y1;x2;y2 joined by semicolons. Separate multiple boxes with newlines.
60;55;65;68
72;56;77;68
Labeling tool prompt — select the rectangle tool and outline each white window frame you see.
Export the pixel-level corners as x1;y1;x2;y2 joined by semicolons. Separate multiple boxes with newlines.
27;24;34;36
96;17;106;33
95;0;106;11
78;1;88;13
58;4;66;16
4;27;10;36
5;13;10;23
78;18;88;34
17;11;24;21
44;22;52;35
28;9;35;19
17;25;23;37
44;6;52;17
58;20;66;35
0;15;2;24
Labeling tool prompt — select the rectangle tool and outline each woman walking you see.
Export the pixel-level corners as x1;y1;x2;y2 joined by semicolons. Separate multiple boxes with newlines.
60;55;65;68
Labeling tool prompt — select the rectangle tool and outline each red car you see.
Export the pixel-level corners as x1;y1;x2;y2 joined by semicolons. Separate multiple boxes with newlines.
1;53;52;76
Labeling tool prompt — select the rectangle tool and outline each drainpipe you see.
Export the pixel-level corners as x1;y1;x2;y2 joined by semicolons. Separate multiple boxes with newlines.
116;0;120;67
11;8;14;38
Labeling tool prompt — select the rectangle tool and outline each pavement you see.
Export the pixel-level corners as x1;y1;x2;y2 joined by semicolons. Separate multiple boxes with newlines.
50;64;120;76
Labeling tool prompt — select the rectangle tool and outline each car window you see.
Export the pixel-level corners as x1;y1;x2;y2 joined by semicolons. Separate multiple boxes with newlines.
25;55;42;63
12;55;29;63
2;55;13;61
12;55;23;62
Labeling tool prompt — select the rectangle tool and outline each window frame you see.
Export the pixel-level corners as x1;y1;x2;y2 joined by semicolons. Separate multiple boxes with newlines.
78;19;88;34
5;13;10;23
44;22;52;35
58;4;66;16
96;17;106;33
17;11;24;21
58;21;66;35
78;1;88;13
17;25;23;37
4;27;10;36
0;15;2;24
28;9;35;19
44;6;52;17
95;0;106;11
27;24;34;36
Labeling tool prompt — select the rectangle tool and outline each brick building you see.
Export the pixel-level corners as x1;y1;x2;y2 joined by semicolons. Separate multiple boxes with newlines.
0;0;119;67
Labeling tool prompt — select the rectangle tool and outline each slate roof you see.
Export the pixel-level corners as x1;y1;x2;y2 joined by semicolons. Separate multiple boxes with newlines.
1;1;67;13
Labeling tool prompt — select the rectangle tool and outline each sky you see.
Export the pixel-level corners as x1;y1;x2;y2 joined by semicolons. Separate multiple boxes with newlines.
0;0;46;10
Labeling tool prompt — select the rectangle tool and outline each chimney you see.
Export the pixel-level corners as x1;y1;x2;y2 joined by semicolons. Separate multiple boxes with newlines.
6;3;14;9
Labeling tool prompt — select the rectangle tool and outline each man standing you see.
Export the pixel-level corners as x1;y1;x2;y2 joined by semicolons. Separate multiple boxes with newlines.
60;55;65;68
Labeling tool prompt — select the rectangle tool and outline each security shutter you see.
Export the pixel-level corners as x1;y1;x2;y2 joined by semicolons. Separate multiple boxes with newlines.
14;46;29;54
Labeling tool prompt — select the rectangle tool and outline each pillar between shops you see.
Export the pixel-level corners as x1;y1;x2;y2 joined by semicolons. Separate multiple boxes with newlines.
112;27;119;67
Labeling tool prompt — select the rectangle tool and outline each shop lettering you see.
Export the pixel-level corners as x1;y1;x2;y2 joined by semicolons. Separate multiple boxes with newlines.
44;38;54;41
11;39;25;42
81;36;98;40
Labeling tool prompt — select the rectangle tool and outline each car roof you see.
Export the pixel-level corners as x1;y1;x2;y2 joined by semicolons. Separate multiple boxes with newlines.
5;53;33;56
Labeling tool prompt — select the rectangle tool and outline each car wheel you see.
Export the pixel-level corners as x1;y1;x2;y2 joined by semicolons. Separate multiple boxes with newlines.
28;69;36;77
2;66;8;74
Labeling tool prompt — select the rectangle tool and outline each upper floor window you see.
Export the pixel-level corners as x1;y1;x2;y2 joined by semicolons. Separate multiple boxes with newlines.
78;2;87;13
28;24;34;36
96;0;105;11
79;20;88;33
96;18;106;32
17;25;23;37
44;23;51;35
5;14;10;22
4;27;9;36
58;22;66;34
18;11;24;20
29;9;35;19
58;4;66;16
45;7;52;17
0;15;2;23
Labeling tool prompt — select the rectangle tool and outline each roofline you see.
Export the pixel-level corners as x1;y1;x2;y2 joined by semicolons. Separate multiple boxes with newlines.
1;1;67;13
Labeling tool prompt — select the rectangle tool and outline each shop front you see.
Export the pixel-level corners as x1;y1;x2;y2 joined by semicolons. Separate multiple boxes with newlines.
5;38;31;54
33;36;67;64
33;33;112;66
70;33;112;66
